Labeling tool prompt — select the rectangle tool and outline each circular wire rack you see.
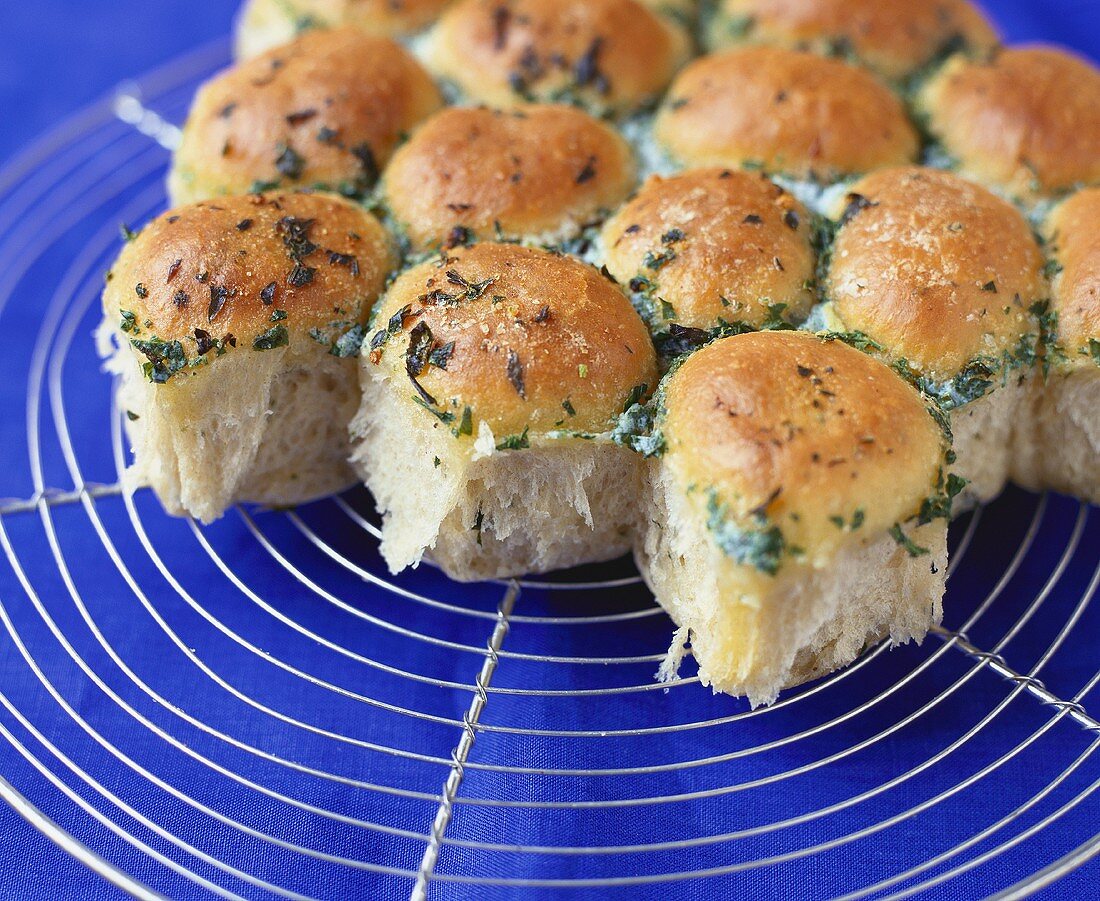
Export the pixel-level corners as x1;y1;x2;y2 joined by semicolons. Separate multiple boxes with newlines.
0;38;1098;901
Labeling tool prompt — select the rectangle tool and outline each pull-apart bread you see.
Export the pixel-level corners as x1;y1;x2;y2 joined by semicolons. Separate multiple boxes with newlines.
1012;188;1100;502
171;27;442;206
236;0;455;58
636;331;951;707
600;168;817;340
381;104;636;253
704;0;999;81
427;0;692;115
917;46;1100;204
101;192;395;523
817;167;1047;508
654;47;919;183
102;0;1100;707
350;242;658;580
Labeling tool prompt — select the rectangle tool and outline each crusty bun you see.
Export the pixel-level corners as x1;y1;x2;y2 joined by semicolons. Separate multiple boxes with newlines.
824;167;1046;380
428;0;691;115
1043;188;1100;365
706;0;998;81
171;27;441;205
600;168;816;332
655;47;919;180
101;192;396;523
820;166;1045;507
917;46;1100;201
235;0;455;58
366;242;657;437
636;330;948;705
1011;188;1100;503
382;105;636;252
350;241;658;579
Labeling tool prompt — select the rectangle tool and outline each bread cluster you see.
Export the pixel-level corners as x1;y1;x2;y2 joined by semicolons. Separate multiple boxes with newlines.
100;0;1099;706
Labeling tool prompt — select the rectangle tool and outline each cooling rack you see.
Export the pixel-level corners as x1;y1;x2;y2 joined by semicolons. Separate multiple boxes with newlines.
0;34;1099;901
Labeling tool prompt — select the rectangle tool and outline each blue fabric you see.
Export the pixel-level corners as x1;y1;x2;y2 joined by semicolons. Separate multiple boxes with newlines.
0;2;1098;899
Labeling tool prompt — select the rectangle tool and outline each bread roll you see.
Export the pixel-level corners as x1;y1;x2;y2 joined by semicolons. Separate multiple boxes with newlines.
100;192;396;523
382;105;636;252
705;0;998;81
917;46;1100;202
818;166;1046;507
1012;188;1100;502
636;331;950;706
655;47;919;180
427;0;691;115
235;0;455;58
171;27;441;205
600;168;816;336
350;242;658;580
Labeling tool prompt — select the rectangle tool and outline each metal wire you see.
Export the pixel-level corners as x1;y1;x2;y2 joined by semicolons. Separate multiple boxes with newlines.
0;36;1096;901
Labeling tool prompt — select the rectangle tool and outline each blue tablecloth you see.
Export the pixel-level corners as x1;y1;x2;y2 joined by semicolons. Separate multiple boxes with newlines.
0;2;1097;898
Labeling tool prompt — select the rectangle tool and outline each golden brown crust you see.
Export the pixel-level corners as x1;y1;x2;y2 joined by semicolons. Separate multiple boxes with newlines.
429;0;691;114
655;47;919;179
105;192;395;349
824;167;1046;379
370;243;658;436
708;0;998;80
918;46;1100;200
173;27;441;203
239;0;455;49
1045;188;1100;362
382;105;636;251
600;168;816;330
662;331;943;560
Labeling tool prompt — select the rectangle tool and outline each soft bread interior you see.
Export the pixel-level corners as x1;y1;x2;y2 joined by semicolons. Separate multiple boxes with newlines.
1012;367;1100;504
948;378;1026;511
101;321;360;523
637;460;948;707
350;373;643;581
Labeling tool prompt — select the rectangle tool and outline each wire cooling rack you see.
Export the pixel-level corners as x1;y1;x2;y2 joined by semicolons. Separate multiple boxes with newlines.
0;37;1099;901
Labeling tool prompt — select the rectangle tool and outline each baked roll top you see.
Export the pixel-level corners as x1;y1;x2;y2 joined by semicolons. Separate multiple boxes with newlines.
823;167;1046;384
428;0;691;115
367;242;658;438
382;105;636;252
600;168;816;332
918;46;1100;201
106;192;395;371
661;331;945;572
706;0;998;81
235;0;456;58
172;27;441;205
655;47;919;180
1044;188;1100;369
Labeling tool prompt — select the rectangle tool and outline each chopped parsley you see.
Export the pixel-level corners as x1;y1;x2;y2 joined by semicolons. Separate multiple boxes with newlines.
253;324;289;351
890;523;930;557
706;490;787;576
454;405;473;437
131;337;186;383
412;395;455;425
496;427;530;451
274;143;305;180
